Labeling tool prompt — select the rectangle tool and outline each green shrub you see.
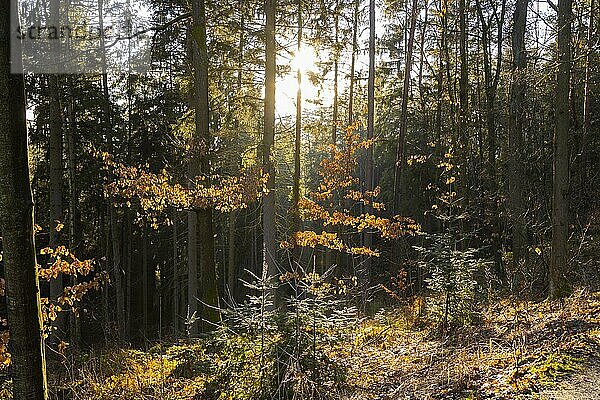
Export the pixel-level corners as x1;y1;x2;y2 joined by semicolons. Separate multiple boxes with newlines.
415;233;491;328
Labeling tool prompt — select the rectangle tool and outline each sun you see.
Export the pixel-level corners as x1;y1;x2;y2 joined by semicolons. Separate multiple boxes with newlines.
275;45;319;117
291;46;317;74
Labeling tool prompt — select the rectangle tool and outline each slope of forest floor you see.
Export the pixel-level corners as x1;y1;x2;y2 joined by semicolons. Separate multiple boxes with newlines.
343;291;600;399
533;365;600;400
2;291;599;399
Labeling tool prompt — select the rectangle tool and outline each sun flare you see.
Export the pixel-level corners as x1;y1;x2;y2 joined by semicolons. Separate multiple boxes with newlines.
291;46;317;74
276;45;320;116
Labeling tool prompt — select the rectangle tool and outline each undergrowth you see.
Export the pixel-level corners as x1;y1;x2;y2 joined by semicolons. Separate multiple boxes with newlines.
1;291;598;399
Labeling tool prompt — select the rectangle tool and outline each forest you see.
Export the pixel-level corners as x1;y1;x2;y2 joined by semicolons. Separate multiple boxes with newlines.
0;0;599;398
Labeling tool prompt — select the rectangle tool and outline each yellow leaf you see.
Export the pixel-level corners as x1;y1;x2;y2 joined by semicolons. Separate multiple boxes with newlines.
55;221;64;232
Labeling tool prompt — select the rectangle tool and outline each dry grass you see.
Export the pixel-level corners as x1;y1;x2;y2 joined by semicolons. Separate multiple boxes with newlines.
1;291;599;399
340;290;600;399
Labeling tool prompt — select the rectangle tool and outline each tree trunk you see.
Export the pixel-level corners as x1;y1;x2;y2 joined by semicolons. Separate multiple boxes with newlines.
348;0;359;125
186;209;198;332
47;0;66;339
190;0;219;331
0;1;48;396
435;0;446;141
581;0;594;194
227;210;237;299
550;0;572;299
142;224;148;338
263;0;278;297
475;0;507;283
48;73;65;336
124;212;132;339
508;0;528;285
363;0;376;310
292;0;302;245
227;7;246;302
98;0;125;340
172;209;179;333
332;0;339;144
393;0;419;215
48;0;66;342
65;77;80;345
418;2;429;115
459;0;469;130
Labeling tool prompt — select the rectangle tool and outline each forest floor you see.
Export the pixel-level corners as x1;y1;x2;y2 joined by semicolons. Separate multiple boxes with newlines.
344;290;600;399
2;290;599;399
533;365;600;399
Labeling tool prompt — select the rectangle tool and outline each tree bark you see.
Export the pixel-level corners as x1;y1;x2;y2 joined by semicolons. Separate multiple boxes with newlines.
508;0;528;284
98;0;125;340
435;0;446;141
48;74;65;334
172;209;179;333
581;0;594;193
332;0;339;144
65;77;80;344
393;0;419;215
363;0;376;310
47;0;66;339
475;0;507;283
418;2;428;115
348;0;359;125
550;0;572;299
263;0;278;298
459;0;469;131
190;0;219;331
292;0;302;244
227;5;246;302
0;1;48;397
142;224;148;338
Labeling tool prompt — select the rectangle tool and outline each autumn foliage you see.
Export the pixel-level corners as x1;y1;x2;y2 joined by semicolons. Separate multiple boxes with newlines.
97;151;268;227
282;123;420;256
0;226;107;368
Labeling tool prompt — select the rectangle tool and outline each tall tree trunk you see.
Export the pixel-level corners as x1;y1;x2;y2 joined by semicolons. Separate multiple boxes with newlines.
98;0;125;340
263;0;278;297
48;74;65;335
458;0;472;229
581;0;594;194
227;210;237;299
172;209;179;333
332;0;339;144
348;0;359;125
550;0;572;299
142;224;149;338
65;78;80;344
190;0;219;332
186;211;198;331
418;2;429;115
48;0;65;339
459;0;469;130
393;0;419;215
124;213;132;339
292;0;302;243
475;0;507;283
435;0;446;141
363;0;376;310
227;7;246;302
508;0;528;285
0;1;48;396
47;83;64;331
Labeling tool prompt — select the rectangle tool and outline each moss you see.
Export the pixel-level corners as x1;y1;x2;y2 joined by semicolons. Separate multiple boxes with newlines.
512;352;583;392
531;353;582;384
